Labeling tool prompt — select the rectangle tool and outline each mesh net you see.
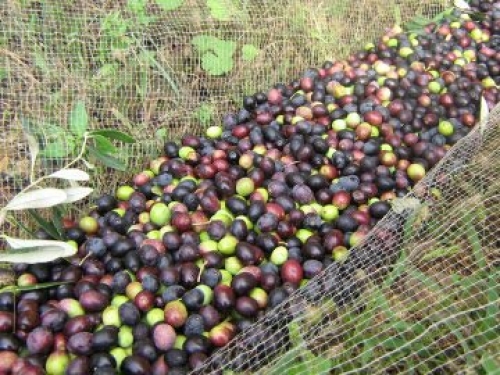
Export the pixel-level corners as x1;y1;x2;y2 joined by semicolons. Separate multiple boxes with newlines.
1;1;500;375
0;0;449;210
194;103;500;374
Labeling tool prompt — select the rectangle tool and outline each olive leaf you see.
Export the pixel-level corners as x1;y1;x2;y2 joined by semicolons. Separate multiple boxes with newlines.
4;188;68;211
454;0;471;10
28;209;63;240
0;281;72;294
0;236;77;264
62;187;94;204
24;130;39;181
92;134;118;154
89;129;136;143
49;168;90;181
88;145;127;171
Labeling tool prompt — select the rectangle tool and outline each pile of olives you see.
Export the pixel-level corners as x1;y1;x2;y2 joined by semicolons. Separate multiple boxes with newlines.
1;1;500;374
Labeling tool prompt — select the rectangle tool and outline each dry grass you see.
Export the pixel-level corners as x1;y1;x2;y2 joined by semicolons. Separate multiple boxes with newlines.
1;0;449;215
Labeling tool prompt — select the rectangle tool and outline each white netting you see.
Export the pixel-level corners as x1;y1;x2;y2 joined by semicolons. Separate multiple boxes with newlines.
0;0;449;211
1;1;499;375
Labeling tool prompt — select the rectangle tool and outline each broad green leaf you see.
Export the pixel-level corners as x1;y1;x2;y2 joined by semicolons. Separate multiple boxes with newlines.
191;35;222;53
5;188;68;211
96;63;118;79
241;44;260;61
127;0;147;13
195;38;238;76
207;0;234;21
0;237;77;263
88;146;127;171
89;129;136;143
49;168;90;181
28;209;62;240
201;52;234;76
191;36;237;55
217;42;237;56
92;134;118;154
62;187;94;203
156;0;184;11
69;100;89;137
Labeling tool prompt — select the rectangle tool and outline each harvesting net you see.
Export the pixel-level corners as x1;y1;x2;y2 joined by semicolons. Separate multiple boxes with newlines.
0;0;449;209
1;1;499;375
194;103;500;374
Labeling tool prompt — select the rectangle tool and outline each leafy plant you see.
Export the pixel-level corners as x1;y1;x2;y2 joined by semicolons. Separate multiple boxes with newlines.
23;100;135;171
191;37;260;75
1;115;135;265
191;36;237;76
0;167;92;265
